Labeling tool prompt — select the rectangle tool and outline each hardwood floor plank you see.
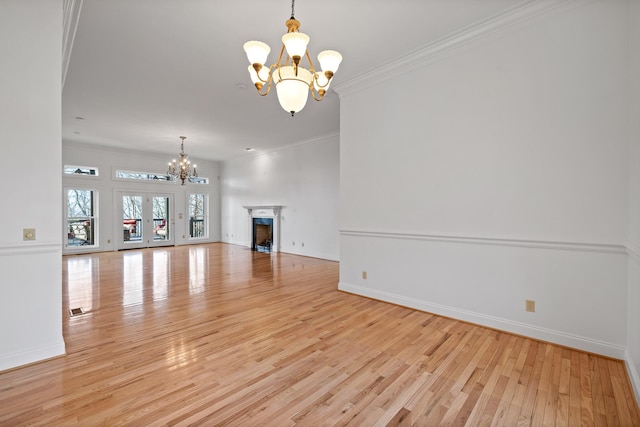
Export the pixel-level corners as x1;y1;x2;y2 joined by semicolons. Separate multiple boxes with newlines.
0;243;637;426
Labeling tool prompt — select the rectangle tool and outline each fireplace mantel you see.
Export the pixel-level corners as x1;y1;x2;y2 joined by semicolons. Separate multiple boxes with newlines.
243;205;282;215
243;206;282;252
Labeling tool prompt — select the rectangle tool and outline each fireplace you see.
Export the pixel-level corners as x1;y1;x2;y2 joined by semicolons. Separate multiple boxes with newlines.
253;217;273;252
243;205;282;253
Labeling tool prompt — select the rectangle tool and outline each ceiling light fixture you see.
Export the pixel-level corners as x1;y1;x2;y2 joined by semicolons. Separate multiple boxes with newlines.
243;0;342;116
167;136;198;185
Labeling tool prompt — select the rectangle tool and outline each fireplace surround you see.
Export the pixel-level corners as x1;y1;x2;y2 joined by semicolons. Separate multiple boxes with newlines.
243;205;282;252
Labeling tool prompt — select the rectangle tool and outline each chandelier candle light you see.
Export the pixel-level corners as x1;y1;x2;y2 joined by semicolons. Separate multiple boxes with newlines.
243;0;342;116
167;136;198;185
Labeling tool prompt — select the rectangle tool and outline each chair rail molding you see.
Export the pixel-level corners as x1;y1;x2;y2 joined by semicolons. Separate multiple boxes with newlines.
340;229;626;255
0;242;61;256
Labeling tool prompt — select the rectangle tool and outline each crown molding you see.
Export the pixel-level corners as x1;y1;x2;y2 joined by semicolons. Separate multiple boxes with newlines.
222;132;339;163
62;0;83;90
334;0;583;97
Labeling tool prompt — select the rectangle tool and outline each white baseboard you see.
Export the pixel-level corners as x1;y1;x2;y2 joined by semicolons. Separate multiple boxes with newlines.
338;282;626;359
221;240;339;261
625;349;640;408
280;248;339;262
0;339;66;373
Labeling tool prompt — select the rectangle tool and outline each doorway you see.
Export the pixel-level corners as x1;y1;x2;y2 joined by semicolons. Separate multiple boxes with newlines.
117;192;174;249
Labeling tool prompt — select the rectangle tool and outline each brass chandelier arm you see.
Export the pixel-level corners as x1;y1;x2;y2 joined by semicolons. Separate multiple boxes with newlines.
304;50;317;74
310;86;325;101
256;75;272;96
277;44;287;70
306;50;333;91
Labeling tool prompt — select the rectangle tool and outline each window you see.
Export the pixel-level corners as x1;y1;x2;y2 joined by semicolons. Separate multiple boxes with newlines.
189;177;209;184
115;169;208;184
188;193;207;238
122;195;143;241
64;165;99;176
116;170;172;181
152;196;170;242
66;188;97;247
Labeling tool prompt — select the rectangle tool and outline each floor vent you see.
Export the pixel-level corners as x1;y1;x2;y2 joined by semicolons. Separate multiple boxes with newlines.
69;307;84;316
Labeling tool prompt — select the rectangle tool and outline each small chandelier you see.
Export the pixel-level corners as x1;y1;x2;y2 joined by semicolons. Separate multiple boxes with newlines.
167;136;198;185
243;0;342;116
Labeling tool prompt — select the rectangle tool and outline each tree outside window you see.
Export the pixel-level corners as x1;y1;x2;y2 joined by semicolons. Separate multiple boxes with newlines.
188;194;206;238
67;189;97;247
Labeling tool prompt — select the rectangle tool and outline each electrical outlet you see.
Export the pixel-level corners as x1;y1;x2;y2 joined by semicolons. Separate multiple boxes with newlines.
23;228;36;241
301;242;304;247
292;241;295;246
526;299;535;312
362;271;367;280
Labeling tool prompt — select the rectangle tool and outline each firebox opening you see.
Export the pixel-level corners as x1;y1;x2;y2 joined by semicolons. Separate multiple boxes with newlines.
252;218;273;252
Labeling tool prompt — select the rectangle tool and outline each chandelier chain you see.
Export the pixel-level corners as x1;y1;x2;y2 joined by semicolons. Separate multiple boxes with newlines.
290;0;295;19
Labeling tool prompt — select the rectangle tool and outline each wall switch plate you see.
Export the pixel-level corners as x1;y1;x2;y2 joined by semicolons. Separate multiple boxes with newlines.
526;299;536;312
362;271;367;280
23;228;36;241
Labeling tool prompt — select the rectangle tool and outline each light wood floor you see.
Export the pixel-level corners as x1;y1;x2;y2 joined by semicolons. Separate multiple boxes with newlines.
0;243;638;426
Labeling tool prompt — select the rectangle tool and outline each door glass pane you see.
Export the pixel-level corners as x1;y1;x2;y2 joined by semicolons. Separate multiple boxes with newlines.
188;193;206;238
153;196;170;241
122;195;143;242
67;189;96;247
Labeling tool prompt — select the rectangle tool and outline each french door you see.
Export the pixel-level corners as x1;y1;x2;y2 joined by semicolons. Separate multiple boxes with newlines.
117;192;174;249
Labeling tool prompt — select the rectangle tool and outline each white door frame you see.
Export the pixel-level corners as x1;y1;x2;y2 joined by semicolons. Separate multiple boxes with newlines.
116;191;175;250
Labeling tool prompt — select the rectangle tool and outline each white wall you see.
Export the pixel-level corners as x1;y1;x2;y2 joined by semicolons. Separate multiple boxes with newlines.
338;1;630;358
627;0;640;405
62;141;221;253
221;135;340;261
0;0;66;370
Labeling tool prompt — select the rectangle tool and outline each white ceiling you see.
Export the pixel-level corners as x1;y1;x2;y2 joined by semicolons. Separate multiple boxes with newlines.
62;0;525;161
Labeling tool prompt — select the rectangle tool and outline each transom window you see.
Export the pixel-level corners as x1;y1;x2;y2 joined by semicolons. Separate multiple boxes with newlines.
116;170;172;181
64;165;99;176
116;169;208;184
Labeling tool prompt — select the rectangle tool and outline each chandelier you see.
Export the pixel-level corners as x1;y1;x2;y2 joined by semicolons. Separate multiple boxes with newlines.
167;136;198;185
243;0;342;116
